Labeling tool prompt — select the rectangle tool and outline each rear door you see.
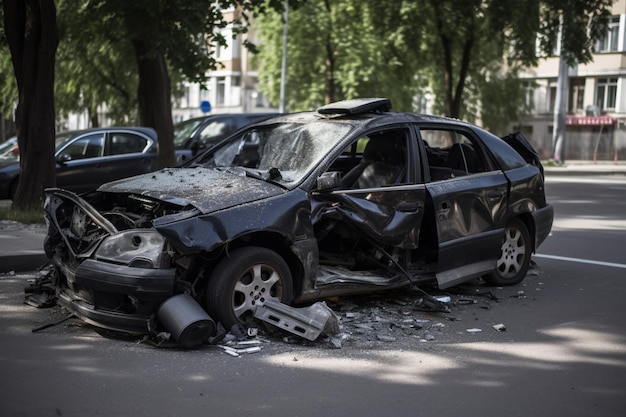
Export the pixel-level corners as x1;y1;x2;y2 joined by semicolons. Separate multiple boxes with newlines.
419;126;509;288
103;130;158;183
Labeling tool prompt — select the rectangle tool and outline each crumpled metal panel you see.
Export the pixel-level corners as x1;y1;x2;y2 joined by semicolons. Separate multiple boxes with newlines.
98;167;284;214
154;189;314;255
311;187;425;249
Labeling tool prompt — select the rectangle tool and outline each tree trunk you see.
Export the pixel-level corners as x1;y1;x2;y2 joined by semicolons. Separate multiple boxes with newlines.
131;39;176;168
3;0;58;211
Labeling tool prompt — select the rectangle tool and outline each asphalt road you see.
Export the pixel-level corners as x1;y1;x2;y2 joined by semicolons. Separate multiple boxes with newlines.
1;175;625;417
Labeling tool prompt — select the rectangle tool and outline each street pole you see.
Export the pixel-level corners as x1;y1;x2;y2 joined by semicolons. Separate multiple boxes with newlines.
552;52;568;164
279;1;288;114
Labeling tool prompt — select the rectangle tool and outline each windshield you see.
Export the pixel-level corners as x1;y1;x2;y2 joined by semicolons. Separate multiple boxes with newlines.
192;121;352;187
54;132;77;150
173;118;205;147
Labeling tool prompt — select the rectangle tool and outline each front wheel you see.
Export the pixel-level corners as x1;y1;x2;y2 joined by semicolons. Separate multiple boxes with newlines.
484;219;532;286
205;246;293;329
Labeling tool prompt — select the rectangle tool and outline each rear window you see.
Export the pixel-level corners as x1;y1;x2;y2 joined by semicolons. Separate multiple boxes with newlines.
475;129;526;170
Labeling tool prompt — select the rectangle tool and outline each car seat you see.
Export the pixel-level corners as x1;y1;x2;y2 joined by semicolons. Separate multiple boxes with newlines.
446;142;479;174
341;136;404;188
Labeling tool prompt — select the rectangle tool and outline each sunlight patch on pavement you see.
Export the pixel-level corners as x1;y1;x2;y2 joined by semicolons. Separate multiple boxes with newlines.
460;326;626;368
263;350;461;385
551;217;626;231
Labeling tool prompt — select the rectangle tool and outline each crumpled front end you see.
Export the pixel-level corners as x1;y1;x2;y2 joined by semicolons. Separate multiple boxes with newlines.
44;188;178;334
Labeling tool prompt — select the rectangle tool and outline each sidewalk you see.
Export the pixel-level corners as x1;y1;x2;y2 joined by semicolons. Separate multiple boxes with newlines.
543;160;626;176
1;161;626;274
0;221;48;274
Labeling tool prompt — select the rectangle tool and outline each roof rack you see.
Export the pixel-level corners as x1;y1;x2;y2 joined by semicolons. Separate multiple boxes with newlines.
317;98;391;115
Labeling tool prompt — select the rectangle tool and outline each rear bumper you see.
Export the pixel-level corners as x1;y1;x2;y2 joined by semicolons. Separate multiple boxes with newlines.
532;204;554;249
54;258;176;334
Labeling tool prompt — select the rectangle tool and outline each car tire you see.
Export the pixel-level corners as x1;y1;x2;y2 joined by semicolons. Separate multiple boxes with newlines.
484;218;532;286
205;246;293;329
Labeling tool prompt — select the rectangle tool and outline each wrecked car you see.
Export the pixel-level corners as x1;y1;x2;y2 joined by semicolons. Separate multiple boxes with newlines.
42;98;553;346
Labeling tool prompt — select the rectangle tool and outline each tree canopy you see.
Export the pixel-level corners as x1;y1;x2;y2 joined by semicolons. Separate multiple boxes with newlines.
1;0;278;209
254;0;613;125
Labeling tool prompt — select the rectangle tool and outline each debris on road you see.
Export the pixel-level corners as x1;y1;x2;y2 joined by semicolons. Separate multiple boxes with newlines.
466;328;483;333
254;300;340;341
492;323;507;332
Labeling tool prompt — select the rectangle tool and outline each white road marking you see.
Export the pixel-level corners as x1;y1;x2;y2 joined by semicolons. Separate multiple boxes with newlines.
534;254;626;269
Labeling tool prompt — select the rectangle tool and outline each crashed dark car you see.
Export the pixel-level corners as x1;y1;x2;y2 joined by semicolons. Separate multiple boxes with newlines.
42;98;553;346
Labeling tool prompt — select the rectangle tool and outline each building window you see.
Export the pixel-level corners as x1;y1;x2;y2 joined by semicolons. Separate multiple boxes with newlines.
595;78;617;110
568;78;585;113
595;16;620;52
522;81;535;111
547;82;557;113
216;77;226;106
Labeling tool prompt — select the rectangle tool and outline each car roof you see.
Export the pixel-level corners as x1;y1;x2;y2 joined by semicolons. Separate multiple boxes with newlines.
253;98;472;132
59;126;157;139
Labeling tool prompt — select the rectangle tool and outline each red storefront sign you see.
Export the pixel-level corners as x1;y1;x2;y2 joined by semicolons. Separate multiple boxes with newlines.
565;115;616;126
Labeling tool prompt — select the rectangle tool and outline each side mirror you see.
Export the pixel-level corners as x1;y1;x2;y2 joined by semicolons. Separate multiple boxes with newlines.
316;171;341;192
57;154;72;164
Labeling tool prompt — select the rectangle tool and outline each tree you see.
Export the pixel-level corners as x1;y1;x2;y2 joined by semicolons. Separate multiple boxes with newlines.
255;0;612;126
55;0;140;127
255;0;422;111
537;0;613;163
3;0;58;211
67;1;290;168
2;0;283;210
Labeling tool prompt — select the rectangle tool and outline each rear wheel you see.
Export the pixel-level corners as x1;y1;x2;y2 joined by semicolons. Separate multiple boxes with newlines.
205;246;293;329
484;218;531;286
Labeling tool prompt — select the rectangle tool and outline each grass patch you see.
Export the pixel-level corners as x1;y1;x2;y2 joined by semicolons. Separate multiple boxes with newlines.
542;159;564;167
0;206;45;224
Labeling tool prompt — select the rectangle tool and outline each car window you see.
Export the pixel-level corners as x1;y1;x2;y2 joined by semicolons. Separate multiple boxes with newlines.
173;118;205;147
420;128;489;181
60;134;105;160
198;120;234;146
331;129;410;189
109;133;148;155
194;121;352;186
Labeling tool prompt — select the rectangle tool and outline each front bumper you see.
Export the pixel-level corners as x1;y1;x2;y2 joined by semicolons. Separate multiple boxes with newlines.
54;258;176;334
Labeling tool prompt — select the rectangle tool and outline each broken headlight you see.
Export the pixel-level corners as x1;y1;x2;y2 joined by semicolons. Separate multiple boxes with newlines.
95;230;168;268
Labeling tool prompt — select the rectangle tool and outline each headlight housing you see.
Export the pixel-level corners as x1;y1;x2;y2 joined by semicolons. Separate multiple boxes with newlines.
95;230;168;268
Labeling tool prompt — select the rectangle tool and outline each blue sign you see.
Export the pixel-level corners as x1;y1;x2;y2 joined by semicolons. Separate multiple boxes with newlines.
200;100;212;113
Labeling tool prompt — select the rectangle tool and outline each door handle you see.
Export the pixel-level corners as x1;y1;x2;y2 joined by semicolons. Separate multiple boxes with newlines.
397;201;420;212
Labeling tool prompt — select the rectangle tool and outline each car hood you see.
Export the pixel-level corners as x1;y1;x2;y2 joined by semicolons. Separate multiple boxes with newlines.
97;167;285;214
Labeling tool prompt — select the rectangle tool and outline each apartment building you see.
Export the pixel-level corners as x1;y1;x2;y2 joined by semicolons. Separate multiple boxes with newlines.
518;0;626;161
172;7;275;123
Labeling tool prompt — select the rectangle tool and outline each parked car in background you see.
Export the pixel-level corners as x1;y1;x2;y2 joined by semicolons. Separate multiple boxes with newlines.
0;137;18;159
42;98;553;346
174;113;278;162
0;127;170;200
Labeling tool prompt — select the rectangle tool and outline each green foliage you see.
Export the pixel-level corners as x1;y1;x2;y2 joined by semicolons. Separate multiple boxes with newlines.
0;52;17;120
55;0;139;125
539;0;614;66
255;0;422;112
0;206;45;224
254;0;612;124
